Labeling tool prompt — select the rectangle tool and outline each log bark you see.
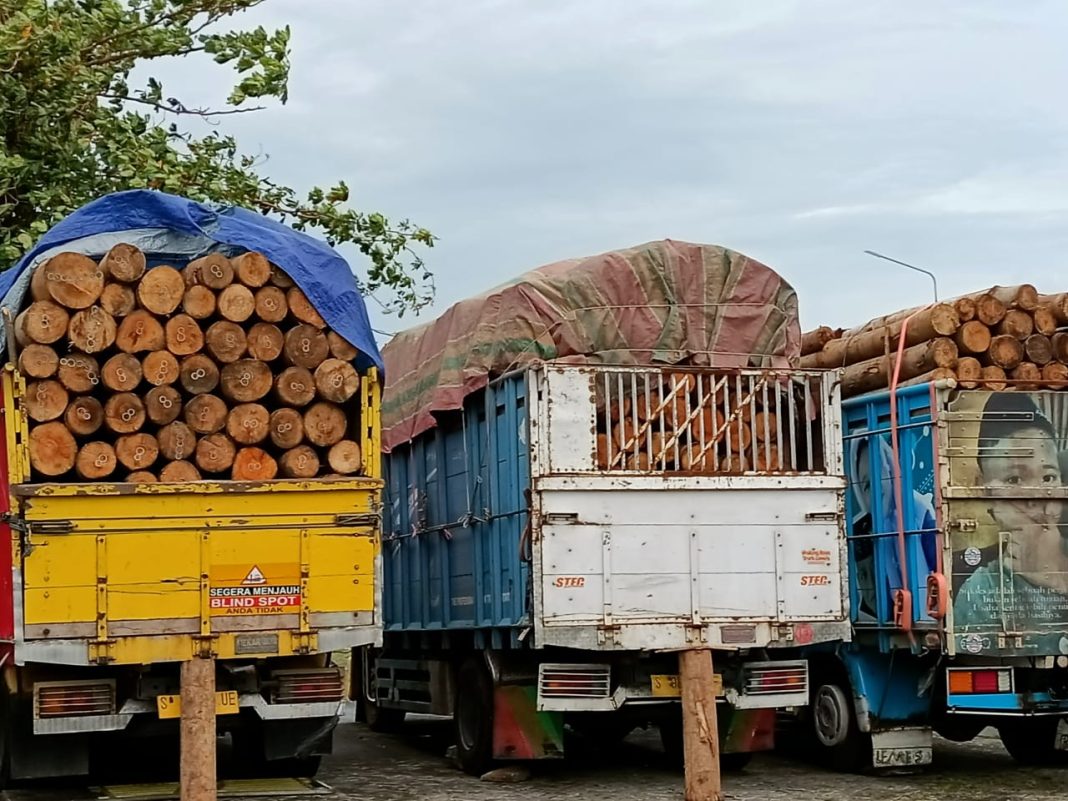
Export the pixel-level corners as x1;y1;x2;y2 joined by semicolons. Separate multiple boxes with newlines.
1024;334;1054;366
839;338;958;397
30;262;50;301
279;445;320;478
115;433;159;472
217;284;255;323
1010;362;1042;390
220;360;272;403
327;332;359;362
205;321;247;364
232;252;271;288
25;380;68;422
269;408;304;449
184;395;228;435
161;460;201;482
158;421;197;462
183;254;233;289
76;441;117;480
126;471;157;484
143;350;180;387
975;294;1007;327
987;284;1039;312
896;368;957;389
165;314;204;356
314;358;360;403
29;422;77;477
1043;361;1068;388
800;325;838;356
246;323;284;362
232;447;278;481
1054;332;1068;364
987;335;1025;370
954;321;991;355
1043;293;1068;325
303;402;347;447
68;306;117;353
104;392;146;434
195;433;236;474
953;297;976;323
103;350;144;393
269;265;294;288
116;310;165;353
16;301;69;346
327;440;362;475
146;386;183;426
65;396;104;436
226;403;270;445
44;252;105;309
956;356;983;389
254;286;287;323
179;354;220;396
100;283;137;317
679;649;722;801
801;303;959;369
137;266;185;315
283;325;329;370
981;365;1008;391
287;288;326;328
1033;306;1058;337
182;285;216;320
275;366;316;407
57;353;100;393
100;243;146;283
997;309;1033;340
18;344;58;379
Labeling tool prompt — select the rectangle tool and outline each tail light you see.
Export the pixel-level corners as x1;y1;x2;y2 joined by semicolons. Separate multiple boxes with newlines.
34;680;116;719
948;668;1012;695
271;669;344;704
745;663;808;695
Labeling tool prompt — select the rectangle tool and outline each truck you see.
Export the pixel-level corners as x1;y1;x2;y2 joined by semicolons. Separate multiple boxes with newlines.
358;362;850;774
788;379;1068;770
0;191;383;781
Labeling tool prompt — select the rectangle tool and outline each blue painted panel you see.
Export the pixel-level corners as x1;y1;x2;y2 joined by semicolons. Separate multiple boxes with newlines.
839;646;932;726
946;692;1068;712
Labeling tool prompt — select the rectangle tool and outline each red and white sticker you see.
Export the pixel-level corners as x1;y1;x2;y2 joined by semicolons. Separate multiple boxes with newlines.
209;564;301;616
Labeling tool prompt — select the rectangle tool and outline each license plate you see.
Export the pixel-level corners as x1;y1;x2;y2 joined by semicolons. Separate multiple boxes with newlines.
650;674;723;697
873;747;931;767
157;690;239;719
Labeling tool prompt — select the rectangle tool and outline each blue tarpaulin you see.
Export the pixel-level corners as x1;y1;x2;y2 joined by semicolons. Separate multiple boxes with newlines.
0;190;383;372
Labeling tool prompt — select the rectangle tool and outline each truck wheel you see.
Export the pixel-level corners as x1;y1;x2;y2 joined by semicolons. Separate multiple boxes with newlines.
810;677;871;772
997;718;1065;765
454;659;495;776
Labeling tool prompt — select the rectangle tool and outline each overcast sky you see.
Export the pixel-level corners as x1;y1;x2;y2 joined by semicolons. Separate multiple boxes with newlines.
165;0;1068;340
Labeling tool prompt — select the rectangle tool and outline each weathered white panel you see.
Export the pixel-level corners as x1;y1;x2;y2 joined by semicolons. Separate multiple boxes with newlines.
696;573;779;618
536;368;597;475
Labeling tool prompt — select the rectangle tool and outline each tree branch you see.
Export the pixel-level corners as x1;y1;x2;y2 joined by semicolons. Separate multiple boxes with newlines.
100;93;265;117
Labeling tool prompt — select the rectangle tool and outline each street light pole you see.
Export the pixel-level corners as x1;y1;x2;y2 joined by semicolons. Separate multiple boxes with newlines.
863;250;940;303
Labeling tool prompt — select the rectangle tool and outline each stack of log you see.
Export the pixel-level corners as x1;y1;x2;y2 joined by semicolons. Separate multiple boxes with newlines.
801;284;1068;397
14;246;365;483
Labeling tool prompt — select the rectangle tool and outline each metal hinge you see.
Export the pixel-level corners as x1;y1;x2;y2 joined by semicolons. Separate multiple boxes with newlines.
805;511;839;522
951;518;978;532
335;513;379;528
545;512;579;524
29;520;74;535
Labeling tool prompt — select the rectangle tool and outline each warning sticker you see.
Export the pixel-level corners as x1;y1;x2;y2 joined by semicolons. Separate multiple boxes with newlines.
209;563;301;616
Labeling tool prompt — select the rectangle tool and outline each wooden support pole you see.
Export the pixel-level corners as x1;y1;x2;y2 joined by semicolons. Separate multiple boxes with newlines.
679;649;722;801
180;656;216;801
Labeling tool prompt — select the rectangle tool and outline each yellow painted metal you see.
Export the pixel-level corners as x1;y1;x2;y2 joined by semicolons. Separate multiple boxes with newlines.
651;673;724;698
156;689;239;719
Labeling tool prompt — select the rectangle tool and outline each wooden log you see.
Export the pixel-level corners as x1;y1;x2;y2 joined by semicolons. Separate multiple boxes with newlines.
1010;362;1042;390
205;321;247;364
146;386;182;425
283;325;329;370
247;323;284;362
269;265;294;288
752;411;778;443
955;321;991;355
16;301;69;346
25;380;69;422
287;288;326;328
232;447;278;481
679;649;722;801
179;354;220;395
100;243;146;283
195;433;236;474
1043;293;1068;325
29;422;77;477
955;357;983;389
220;360;272;403
18;344;59;379
226;403;269;445
895;368;957;389
115;433;159;472
279;445;320;478
1024;334;1054;366
104;392;146;434
953;297;976;323
327;332;359;362
65;396;104;436
275;366;316;407
57;353;100;393
987;284;1039;312
143;350;180;387
116;310;165;353
158;421;197;462
997;309;1033;340
801;304;959;369
269;408;304;449
30;262;50;301
974;294;1007;327
100;283;137;317
217;284;255;323
304;402;347;447
1033;306;1058;337
254;286;287;323
126;471;157;484
101;353;142;392
1053;332;1068;364
165;314;204;356
232;252;271;288
44;252;105;309
987;335;1025;370
161;460;201;482
183;254;233;290
327;440;362;475
136;266;185;315
68;305;117;353
981;365;1008;391
184;394;229;435
182;285;216;320
314;358;360;403
1042;361;1068;388
839;338;958;397
76;441;117;480
801;326;838;356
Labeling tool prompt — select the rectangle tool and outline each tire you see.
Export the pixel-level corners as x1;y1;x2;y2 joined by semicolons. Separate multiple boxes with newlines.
454;658;495;776
809;676;871;772
997;718;1065;766
353;650;406;734
720;751;753;772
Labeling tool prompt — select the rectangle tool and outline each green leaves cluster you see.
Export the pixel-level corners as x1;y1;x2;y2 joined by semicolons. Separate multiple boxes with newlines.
0;0;434;315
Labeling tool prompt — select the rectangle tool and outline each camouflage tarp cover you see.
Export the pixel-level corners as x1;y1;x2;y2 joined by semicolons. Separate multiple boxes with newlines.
382;239;800;450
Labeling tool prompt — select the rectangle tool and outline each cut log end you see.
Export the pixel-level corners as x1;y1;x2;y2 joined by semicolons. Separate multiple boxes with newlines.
1024;334;1054;366
145;385;183;426
182;285;217;320
184;394;229;435
165;314;204;356
43;253;105;309
269;408;304;449
205;321;247;364
137;266;185;315
279;445;320;479
275;366;316;407
314;358;360;403
100;283;137;318
160;460;202;483
254;286;288;323
217;284;255;323
226;403;270;445
304;402;347;447
17;301;70;346
101;243;146;283
68;306;118;354
115;433;160;472
65;396;104;436
955;321;992;355
327;332;359;362
981;365;1009;391
247;323;284;362
104;392;146;434
29;422;77;477
18;344;59;379
126;471;158;484
195;433;237;474
158;421;198;462
116;310;165;353
284;325;329;370
988;335;1025;370
25;380;69;423
287;288;326;328
142;350;180;387
57;353;100;393
183;254;233;290
220;359;273;403
232;252;272;288
179;354;220;396
269;265;295;289
327;440;363;475
76;441;118;480
232;447;278;481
